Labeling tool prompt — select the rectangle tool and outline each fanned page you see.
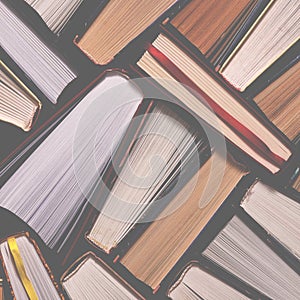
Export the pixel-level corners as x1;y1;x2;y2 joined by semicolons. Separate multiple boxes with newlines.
169;265;249;300
220;0;300;91
121;153;246;290
241;181;300;258
0;1;76;103
77;0;177;64
0;61;41;131
0;235;61;299
62;255;141;300
137;34;291;173
253;61;300;140
24;0;84;35
203;216;300;300
88;103;204;252
171;0;251;55
0;73;143;250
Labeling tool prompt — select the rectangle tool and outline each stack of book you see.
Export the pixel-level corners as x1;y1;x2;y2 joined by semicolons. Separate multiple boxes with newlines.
0;0;299;299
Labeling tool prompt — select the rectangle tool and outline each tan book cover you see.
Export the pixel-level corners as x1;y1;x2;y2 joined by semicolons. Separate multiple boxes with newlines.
76;0;176;64
121;152;247;290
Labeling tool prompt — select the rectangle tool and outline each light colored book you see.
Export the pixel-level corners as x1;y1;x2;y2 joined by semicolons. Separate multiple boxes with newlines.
0;73;143;250
0;234;61;299
203;216;300;300
25;0;83;35
241;181;300;258
88;103;203;252
169;265;249;300
0;1;76;103
62;254;142;300
0;60;41;131
219;0;300;91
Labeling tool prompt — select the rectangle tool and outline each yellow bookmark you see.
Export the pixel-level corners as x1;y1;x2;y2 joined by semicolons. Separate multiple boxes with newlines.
7;237;38;300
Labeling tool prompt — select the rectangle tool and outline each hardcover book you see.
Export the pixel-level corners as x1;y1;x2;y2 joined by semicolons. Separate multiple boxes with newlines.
0;60;41;131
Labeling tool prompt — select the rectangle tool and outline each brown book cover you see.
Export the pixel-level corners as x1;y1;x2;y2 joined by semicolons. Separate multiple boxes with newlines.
171;0;251;55
253;62;300;141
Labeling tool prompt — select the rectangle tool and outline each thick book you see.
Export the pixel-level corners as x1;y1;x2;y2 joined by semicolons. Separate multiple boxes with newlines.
87;102;208;253
241;181;300;259
219;0;300;91
170;0;251;56
0;71;144;251
202;215;300;300
136;30;293;174
0;233;63;299
253;61;300;141
75;0;177;65
0;1;76;104
0;60;41;131
121;153;246;290
168;264;249;300
62;253;143;300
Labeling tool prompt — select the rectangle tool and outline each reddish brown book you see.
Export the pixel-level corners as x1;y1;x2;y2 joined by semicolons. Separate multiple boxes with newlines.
171;0;250;55
253;62;300;141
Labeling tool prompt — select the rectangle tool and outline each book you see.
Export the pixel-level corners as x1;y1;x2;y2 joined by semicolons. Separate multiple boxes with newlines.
202;216;300;300
253;61;300;141
0;72;143;251
0;60;41;131
219;0;300;91
87;102;207;252
207;0;268;67
121;153;246;290
169;264;249;300
62;253;143;299
137;32;292;174
171;0;251;56
0;233;62;299
241;181;300;258
24;0;84;35
76;0;177;64
0;1;76;104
